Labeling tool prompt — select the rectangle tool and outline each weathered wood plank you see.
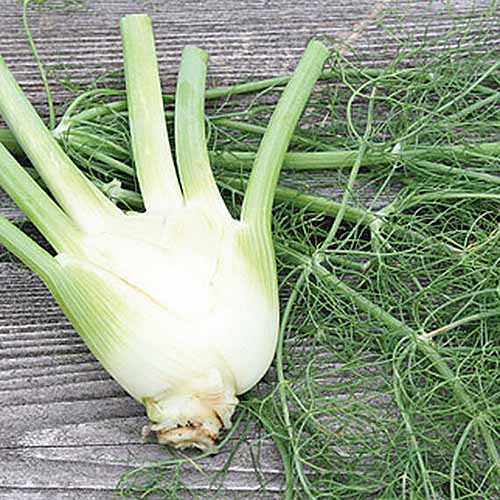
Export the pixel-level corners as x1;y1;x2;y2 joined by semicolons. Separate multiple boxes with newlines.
0;444;283;487
1;0;499;498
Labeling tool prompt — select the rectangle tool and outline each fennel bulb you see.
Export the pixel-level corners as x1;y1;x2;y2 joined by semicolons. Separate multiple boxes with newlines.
0;14;328;450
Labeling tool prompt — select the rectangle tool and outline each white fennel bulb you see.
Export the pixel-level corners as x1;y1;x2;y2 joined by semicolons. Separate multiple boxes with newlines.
0;14;328;450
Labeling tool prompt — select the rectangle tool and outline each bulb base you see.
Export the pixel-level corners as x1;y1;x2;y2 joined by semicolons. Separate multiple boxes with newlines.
143;370;238;451
151;418;221;451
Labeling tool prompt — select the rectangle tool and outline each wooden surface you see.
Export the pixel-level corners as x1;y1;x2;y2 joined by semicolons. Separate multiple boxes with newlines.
0;1;498;499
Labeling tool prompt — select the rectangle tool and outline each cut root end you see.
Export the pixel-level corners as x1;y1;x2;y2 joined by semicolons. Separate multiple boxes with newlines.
143;380;238;452
147;420;220;452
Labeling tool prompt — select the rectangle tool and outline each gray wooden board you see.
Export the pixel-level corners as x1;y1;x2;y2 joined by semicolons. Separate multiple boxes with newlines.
0;1;498;498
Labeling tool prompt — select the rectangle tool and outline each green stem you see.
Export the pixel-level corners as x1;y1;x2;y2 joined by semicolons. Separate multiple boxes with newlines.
323;87;376;248
203;69;357;101
450;418;475;500
65;128;130;159
412;159;500;186
408;191;500;206
392;345;436;499
0;128;23;156
175;46;228;213
66;140;134;176
211;117;331;151
0;144;80;253
212;141;500;171
0;55;119;228
421;308;500;340
120;14;182;213
241;41;330;225
0;216;60;284
275;270;314;499
54;88;126;137
91;179;143;208
221;174;376;225
58;98;128;131
22;0;56;130
212;148;379;171
445;90;500;123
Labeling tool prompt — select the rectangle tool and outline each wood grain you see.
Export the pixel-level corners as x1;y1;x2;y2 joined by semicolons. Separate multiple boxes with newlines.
0;0;498;498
